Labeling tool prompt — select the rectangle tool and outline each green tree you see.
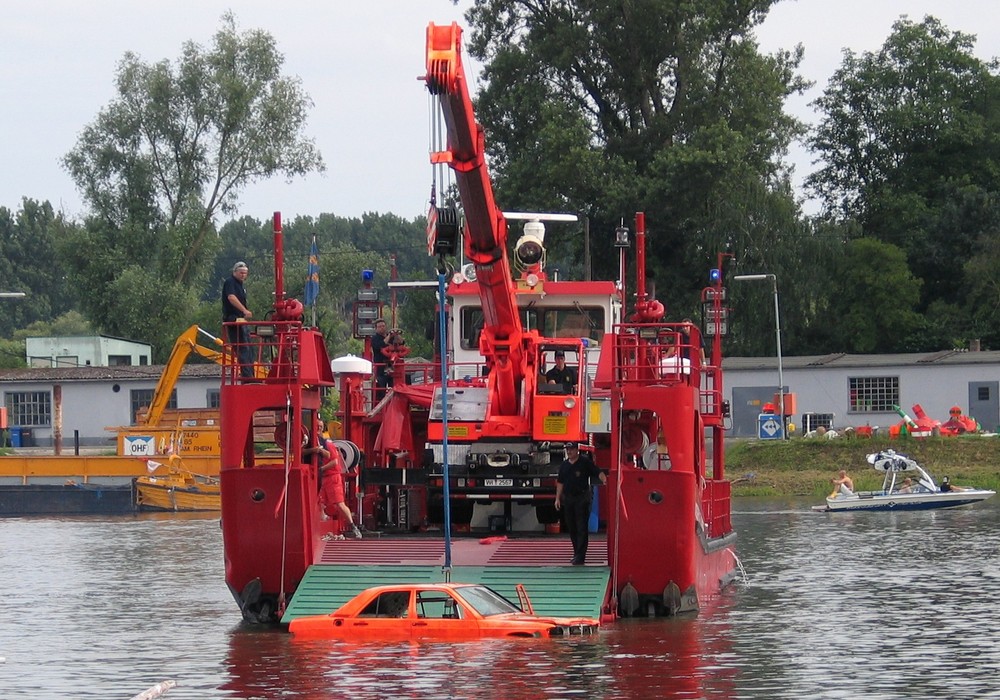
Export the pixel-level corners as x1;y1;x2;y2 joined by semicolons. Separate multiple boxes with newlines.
61;13;323;360
826;238;923;353
16;311;94;339
0;200;75;337
807;16;1000;333
461;0;809;348
0;339;26;368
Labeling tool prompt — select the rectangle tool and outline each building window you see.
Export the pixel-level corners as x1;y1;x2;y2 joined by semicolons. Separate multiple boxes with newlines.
5;391;52;427
131;389;177;423
848;377;899;413
207;390;220;408
978;386;991;402
108;355;132;366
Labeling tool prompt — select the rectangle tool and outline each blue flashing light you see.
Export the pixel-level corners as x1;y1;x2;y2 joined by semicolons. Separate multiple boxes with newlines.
709;268;721;283
361;269;375;283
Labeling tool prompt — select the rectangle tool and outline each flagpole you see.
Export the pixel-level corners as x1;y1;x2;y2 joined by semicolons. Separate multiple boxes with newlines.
305;234;320;327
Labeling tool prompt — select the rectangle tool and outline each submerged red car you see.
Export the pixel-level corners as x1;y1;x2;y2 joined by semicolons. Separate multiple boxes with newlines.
289;583;600;640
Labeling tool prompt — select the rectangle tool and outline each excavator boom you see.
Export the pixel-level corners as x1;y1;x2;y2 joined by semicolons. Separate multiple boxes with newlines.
143;325;228;426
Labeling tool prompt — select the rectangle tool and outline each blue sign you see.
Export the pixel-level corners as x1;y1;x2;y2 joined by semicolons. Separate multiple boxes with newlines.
758;414;784;440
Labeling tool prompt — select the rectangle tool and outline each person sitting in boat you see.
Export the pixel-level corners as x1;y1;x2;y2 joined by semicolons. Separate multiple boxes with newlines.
829;469;854;498
896;477;914;493
940;476;970;493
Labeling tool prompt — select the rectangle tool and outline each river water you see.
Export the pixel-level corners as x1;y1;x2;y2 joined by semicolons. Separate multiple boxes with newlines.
1;500;998;699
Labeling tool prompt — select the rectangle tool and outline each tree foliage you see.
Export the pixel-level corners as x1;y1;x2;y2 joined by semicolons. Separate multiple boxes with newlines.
60;13;323;359
808;16;1000;349
461;0;810;352
213;213;430;359
0;200;75;337
828;238;923;353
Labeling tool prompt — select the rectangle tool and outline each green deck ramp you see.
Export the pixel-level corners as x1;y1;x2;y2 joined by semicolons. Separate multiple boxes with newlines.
281;564;610;623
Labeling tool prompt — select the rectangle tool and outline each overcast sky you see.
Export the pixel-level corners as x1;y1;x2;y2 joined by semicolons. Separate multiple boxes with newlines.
3;1;997;224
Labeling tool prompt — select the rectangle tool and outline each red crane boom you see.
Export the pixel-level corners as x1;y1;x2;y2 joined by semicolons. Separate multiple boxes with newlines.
424;22;524;417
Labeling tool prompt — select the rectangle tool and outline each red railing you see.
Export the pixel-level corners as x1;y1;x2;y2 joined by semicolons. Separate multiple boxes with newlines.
701;479;732;538
221;320;302;385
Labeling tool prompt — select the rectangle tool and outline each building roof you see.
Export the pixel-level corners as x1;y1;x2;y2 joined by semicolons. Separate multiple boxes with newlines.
722;349;1000;371
0;364;221;383
25;333;151;345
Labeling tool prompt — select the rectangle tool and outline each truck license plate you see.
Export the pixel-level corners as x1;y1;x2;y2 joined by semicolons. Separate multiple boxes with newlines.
484;479;513;487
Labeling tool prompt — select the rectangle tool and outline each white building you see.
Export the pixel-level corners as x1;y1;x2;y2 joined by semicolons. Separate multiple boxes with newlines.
25;335;152;368
724;350;1000;437
0;364;219;447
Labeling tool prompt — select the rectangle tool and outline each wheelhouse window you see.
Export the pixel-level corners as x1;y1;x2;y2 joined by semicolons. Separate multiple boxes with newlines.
5;391;52;427
848;377;899;413
131;389;177;423
459;306;606;350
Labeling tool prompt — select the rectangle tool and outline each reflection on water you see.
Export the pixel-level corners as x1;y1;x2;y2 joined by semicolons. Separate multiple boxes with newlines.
1;501;998;698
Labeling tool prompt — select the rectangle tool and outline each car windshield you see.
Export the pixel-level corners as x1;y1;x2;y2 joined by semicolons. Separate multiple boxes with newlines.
456;585;522;616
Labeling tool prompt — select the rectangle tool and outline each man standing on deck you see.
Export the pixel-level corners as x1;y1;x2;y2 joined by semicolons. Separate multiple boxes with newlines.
555;442;606;565
371;318;393;399
316;436;363;539
222;261;254;378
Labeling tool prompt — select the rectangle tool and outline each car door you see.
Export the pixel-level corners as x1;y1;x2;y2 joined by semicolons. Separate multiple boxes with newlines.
411;589;478;639
344;589;413;639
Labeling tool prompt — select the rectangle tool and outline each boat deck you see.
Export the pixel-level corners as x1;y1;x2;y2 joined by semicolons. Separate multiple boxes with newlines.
281;535;610;623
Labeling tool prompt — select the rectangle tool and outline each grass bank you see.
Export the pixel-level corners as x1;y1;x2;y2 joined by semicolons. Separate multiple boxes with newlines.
725;435;1000;497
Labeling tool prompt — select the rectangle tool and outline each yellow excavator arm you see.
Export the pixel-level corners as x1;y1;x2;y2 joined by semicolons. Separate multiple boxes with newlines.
143;325;227;427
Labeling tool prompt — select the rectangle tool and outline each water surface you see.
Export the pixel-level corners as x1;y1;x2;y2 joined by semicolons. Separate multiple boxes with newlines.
1;500;997;698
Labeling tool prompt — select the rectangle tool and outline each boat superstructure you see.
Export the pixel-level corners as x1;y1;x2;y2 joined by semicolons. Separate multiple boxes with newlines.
218;22;737;625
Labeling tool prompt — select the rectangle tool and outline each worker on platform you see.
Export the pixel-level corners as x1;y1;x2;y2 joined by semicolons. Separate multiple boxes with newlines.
371;319;393;400
317;435;363;540
221;261;255;378
555;442;606;565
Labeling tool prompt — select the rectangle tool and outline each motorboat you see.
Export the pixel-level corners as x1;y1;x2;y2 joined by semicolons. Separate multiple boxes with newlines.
813;449;995;512
288;582;599;640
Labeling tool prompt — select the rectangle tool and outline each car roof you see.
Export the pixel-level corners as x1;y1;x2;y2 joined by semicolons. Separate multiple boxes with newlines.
359;582;478;594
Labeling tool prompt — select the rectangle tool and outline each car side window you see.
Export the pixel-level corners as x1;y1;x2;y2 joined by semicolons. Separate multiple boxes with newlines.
416;591;462;619
360;591;411;618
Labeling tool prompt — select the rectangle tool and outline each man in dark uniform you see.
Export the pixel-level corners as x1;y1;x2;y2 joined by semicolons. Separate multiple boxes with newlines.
544;350;578;393
555;442;606;565
222;261;254;377
370;318;393;399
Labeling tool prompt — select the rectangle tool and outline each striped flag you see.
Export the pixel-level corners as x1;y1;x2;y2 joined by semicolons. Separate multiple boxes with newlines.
304;235;320;306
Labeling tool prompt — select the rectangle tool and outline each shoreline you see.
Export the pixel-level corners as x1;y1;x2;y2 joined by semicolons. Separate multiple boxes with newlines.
725;435;1000;497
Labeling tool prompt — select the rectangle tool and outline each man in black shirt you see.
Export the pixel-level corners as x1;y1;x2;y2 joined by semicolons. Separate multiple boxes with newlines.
371;318;393;399
222;261;254;378
544;351;578;393
555;442;606;565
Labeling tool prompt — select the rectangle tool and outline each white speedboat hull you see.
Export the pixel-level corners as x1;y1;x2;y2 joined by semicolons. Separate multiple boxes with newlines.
814;489;995;512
